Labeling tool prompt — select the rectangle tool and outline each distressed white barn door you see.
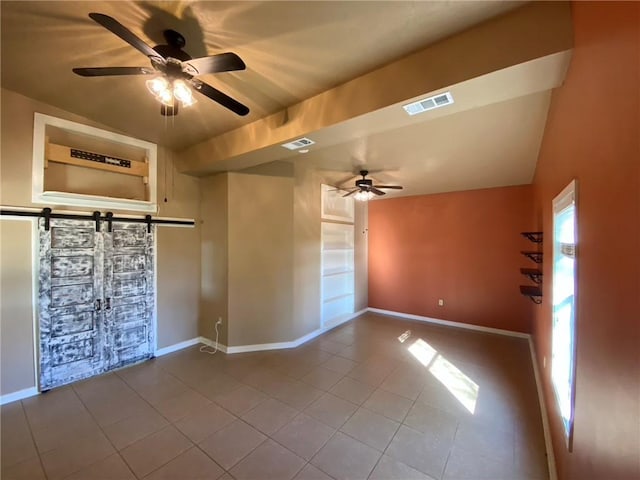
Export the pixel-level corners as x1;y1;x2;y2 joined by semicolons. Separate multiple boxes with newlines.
104;222;154;369
38;218;154;390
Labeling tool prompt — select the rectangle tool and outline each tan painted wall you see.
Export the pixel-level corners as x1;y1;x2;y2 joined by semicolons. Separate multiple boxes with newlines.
354;201;368;311
199;173;229;345
0;88;200;395
0;221;36;394
292;164;322;339
227;172;294;346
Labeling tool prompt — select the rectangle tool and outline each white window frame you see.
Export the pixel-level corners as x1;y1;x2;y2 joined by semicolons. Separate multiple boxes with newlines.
551;179;578;449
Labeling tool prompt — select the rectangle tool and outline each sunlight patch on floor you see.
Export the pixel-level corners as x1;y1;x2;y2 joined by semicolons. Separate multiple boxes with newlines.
407;338;479;413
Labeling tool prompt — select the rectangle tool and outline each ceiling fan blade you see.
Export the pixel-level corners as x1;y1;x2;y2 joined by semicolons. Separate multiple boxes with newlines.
72;67;154;77
88;13;163;60
191;79;249;116
343;189;358;197
373;185;403;190
184;53;246;75
370;187;387;196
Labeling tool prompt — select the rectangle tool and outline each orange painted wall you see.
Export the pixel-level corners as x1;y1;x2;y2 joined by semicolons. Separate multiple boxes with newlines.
368;185;535;333
532;2;639;479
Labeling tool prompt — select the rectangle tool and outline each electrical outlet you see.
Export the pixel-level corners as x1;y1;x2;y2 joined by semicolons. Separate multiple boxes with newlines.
216;317;223;325
438;299;444;306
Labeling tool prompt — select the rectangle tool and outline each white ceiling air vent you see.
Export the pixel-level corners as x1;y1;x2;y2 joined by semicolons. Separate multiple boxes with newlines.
281;137;315;150
403;92;454;116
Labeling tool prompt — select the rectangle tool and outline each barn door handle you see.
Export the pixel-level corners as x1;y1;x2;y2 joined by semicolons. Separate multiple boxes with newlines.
105;297;111;311
95;299;101;311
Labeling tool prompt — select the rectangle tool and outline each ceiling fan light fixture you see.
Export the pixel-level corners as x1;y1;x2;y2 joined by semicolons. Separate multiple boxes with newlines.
355;190;375;202
173;80;196;107
146;77;170;97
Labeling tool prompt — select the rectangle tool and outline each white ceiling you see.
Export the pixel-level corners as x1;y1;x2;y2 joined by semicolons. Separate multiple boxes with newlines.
1;1;573;198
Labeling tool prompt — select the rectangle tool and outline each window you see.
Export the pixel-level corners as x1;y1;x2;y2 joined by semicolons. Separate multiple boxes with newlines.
551;179;578;447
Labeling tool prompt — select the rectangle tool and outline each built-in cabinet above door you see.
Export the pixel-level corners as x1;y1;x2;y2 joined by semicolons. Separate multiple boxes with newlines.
38;218;154;391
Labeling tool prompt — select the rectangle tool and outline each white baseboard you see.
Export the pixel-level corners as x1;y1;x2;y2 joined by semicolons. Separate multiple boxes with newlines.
529;337;557;480
366;307;530;339
155;337;201;356
0;387;39;405
199;336;228;354
223;308;368;354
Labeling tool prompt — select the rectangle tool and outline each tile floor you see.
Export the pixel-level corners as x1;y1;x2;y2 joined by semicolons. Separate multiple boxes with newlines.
1;313;549;480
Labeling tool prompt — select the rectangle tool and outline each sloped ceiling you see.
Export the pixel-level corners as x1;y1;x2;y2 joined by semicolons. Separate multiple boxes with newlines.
1;1;574;197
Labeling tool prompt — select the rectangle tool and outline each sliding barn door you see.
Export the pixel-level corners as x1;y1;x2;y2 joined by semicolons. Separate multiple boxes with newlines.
39;219;106;390
39;219;155;390
104;222;154;369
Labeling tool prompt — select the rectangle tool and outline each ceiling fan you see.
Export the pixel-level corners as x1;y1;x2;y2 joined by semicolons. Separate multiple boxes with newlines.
340;170;403;201
72;13;249;117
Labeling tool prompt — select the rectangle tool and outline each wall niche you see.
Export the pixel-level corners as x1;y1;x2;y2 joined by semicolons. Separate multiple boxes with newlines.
32;113;157;212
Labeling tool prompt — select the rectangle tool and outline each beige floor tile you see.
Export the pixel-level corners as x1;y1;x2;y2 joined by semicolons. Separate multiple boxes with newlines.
0;404;38;468
31;410;102;453
273;413;335;460
85;391;152;427
293;463;334;480
315;339;347;355
304;393;358;429
64;454;136;479
454;419;514;466
241;398;298;435
213;385;267;415
39;430;115;480
22;387;87;431
174;402;237;443
403;402;459;441
198;419;266;470
347;363;392;387
301;366;345;390
119;425;192;478
143;447;225;480
193;373;243;400
134;376;190;406
230;439;305;480
274;360;316;379
363;389;413;422
103;406;169;450
73;372;134;404
154;388;212;422
0;314;548;480
310;432;381;480
0;456;46;480
272;381;325;410
386;425;452;479
329;377;375;405
380;371;426;400
340;408;400;451
369;455;436;480
320;356;358;375
443;445;516;480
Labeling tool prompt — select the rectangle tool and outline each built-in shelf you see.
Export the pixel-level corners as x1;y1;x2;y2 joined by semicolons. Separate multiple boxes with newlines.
520;267;543;284
520;285;543;304
322;269;355;277
323;292;355;303
521;251;543;264
521;231;543;243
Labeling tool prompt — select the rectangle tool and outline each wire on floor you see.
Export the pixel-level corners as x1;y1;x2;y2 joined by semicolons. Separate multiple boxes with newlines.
200;320;219;355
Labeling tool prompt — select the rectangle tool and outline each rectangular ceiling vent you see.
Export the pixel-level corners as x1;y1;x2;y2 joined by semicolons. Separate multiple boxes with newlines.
403;92;454;116
281;137;315;150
